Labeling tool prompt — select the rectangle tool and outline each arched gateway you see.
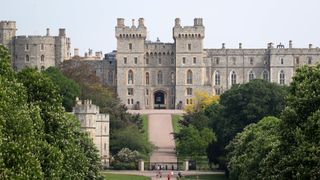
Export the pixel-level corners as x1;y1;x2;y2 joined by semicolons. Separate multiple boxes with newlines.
154;90;167;109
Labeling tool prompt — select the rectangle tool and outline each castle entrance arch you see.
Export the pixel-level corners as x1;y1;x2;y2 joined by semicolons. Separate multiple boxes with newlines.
154;90;167;109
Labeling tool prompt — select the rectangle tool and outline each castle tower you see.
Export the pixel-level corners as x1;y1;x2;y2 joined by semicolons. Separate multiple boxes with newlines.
73;98;110;167
115;18;147;109
173;18;206;107
55;28;71;65
0;21;16;62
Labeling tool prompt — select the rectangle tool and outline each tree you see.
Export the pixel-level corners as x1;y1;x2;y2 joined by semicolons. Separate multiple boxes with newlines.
226;116;281;180
184;90;219;113
44;67;80;112
206;79;287;169
261;64;320;179
175;125;216;161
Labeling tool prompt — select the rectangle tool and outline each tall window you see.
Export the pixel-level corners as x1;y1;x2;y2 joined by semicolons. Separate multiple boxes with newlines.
279;70;285;85
295;57;300;65
128;70;134;84
146;58;149;64
129;43;132;50
171;58;174;64
193;57;196;64
186;88;192;95
128;88;134;96
40;66;45;71
25;44;29;51
171;72;175;84
40;44;44;50
215;57;220;65
188;44;191;50
187;70;193;84
41;55;45;62
263;70;269;81
157;71;163;84
182;57;186;64
215;71;220;85
158;58;162;64
146;72;149;85
134;57;138;64
249;71;255;81
215;88;221;95
231;71;237;85
123;57;127;64
308;57;312;64
250;57;254;65
232;57;236;65
25;55;29;62
280;58;284;65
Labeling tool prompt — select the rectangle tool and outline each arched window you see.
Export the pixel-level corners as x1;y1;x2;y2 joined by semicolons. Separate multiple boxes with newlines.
171;72;175;84
215;71;220;85
157;71;163;84
279;70;285;85
41;55;45;62
128;70;134;84
249;70;255;81
263;70;269;81
25;55;29;62
231;71;237;86
187;70;193;84
40;66;45;71
146;72;149;85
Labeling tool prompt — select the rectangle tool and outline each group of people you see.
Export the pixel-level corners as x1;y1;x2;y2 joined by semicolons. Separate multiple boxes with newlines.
154;165;183;179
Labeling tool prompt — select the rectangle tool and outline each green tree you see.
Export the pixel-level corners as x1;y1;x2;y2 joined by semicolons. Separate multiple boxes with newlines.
261;64;320;179
206;79;287;169
226;116;281;180
44;67;80;112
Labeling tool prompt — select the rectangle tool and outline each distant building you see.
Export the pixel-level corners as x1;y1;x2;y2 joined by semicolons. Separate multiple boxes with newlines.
0;21;71;71
73;98;110;167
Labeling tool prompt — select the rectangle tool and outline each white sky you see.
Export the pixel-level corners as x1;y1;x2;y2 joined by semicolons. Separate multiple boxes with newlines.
2;0;320;54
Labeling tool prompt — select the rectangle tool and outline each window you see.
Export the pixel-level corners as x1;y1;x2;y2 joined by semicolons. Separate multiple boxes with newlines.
25;44;29;51
104;143;106;151
308;57;312;64
263;70;269;81
41;55;45;62
215;88;221;95
171;72;175;84
146;89;149;95
231;71;237;85
40;66;45;71
279;70;285;85
131;99;134;104
188;44;191;50
249;71;255;81
134;57;138;64
182;57;186;64
146;58;149;64
187;70;193;84
157;71;163;84
123;57;127;64
40;44;44;50
187;88;192;96
159;58;162;64
215;71;220;85
129;43;132;50
25;55;29;62
232;57;236;65
108;71;113;84
128;88;134;96
250;57;254;65
215;57;220;65
193;57;196;64
186;98;193;105
127;99;130;104
171;58;174;64
128;70;134;84
146;72;149;85
295;57;299;65
280;58;284;65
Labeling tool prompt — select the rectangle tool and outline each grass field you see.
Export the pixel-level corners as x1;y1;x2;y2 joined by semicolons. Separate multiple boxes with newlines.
172;114;182;134
181;174;228;180
103;173;150;180
141;115;149;142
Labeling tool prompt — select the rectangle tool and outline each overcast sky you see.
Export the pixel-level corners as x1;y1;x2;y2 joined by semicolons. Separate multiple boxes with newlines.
2;0;320;55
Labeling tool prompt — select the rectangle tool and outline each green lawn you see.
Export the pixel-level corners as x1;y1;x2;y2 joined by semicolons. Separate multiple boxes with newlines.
172;114;182;134
141;115;149;142
104;173;150;180
181;174;228;180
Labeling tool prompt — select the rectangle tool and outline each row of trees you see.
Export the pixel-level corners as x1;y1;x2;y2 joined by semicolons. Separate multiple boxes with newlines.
0;45;102;179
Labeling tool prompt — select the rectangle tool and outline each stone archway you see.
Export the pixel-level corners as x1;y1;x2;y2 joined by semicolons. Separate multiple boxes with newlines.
154;90;167;109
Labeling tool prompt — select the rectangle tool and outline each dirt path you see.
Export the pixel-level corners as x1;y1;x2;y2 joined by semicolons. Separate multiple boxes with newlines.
149;113;177;165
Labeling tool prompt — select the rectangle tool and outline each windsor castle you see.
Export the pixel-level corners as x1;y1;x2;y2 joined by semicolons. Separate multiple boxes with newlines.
1;18;320;110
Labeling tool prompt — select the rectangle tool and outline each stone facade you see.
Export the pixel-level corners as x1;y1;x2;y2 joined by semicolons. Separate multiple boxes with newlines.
0;21;71;70
115;18;320;110
73;98;110;167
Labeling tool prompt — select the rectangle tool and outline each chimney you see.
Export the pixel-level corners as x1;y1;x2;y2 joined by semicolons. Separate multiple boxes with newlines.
46;28;50;36
289;40;292;48
239;43;242;49
74;48;79;56
309;44;313;49
222;43;225;49
138;18;144;27
175;18;181;27
59;28;66;37
131;19;135;27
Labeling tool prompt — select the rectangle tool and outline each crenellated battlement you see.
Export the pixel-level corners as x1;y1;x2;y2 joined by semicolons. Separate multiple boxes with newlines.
115;18;147;39
173;18;205;39
0;21;16;29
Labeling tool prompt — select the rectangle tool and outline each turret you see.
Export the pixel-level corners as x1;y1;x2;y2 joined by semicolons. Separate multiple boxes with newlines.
0;21;16;52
